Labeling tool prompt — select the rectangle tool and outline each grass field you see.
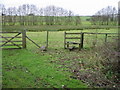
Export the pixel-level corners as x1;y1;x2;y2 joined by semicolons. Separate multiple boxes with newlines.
2;49;88;88
2;28;119;88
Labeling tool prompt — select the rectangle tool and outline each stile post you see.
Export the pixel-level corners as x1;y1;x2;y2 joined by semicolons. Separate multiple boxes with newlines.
105;34;107;42
22;30;26;48
80;33;84;49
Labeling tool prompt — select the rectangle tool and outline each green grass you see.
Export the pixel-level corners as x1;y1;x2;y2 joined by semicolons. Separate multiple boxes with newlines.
80;16;91;25
2;49;87;88
2;28;118;88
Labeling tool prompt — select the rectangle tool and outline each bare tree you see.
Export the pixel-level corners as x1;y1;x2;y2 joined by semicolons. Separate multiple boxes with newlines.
7;7;17;25
111;7;117;25
75;15;81;25
1;4;79;26
0;4;7;25
91;6;117;26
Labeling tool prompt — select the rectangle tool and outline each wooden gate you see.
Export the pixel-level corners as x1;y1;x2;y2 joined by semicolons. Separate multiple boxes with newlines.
0;30;26;49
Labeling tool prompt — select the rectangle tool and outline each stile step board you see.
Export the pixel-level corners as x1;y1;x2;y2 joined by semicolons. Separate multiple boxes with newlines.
108;36;118;37
66;41;80;44
65;37;81;39
68;46;75;51
66;33;82;34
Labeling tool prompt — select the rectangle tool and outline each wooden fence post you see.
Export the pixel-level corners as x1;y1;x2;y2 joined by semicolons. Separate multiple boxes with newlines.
118;1;120;51
105;34;108;42
80;33;84;49
64;31;66;49
46;31;49;48
22;30;26;48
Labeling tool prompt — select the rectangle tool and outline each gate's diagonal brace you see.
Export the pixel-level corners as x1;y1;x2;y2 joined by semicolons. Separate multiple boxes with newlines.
26;36;41;48
0;33;21;47
0;34;22;48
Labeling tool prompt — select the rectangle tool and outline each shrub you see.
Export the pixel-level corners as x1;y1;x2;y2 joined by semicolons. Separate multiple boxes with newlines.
96;40;120;83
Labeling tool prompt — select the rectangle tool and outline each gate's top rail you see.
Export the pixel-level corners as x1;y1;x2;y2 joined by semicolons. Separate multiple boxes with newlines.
0;32;22;33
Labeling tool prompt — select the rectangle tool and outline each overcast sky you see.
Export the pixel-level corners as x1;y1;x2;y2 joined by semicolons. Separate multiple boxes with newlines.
1;0;120;15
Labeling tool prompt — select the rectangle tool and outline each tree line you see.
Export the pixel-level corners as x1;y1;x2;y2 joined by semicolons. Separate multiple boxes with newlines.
91;6;118;26
0;4;81;26
0;4;118;26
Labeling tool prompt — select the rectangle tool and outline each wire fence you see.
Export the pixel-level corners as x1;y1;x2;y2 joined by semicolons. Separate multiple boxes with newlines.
25;30;118;51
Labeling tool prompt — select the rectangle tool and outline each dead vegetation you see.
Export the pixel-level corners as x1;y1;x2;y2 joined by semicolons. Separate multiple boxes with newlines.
48;40;120;88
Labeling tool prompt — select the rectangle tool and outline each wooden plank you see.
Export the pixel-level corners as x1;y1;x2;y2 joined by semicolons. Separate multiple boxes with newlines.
66;32;82;34
107;36;118;37
0;41;22;42
68;46;75;51
66;42;80;44
0;32;22;33
1;44;22;46
84;32;117;34
66;32;117;35
65;37;81;39
1;48;22;50
0;36;21;38
26;36;41;48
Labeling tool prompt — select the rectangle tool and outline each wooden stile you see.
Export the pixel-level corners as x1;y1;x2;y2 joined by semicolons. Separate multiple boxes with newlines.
64;32;84;50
